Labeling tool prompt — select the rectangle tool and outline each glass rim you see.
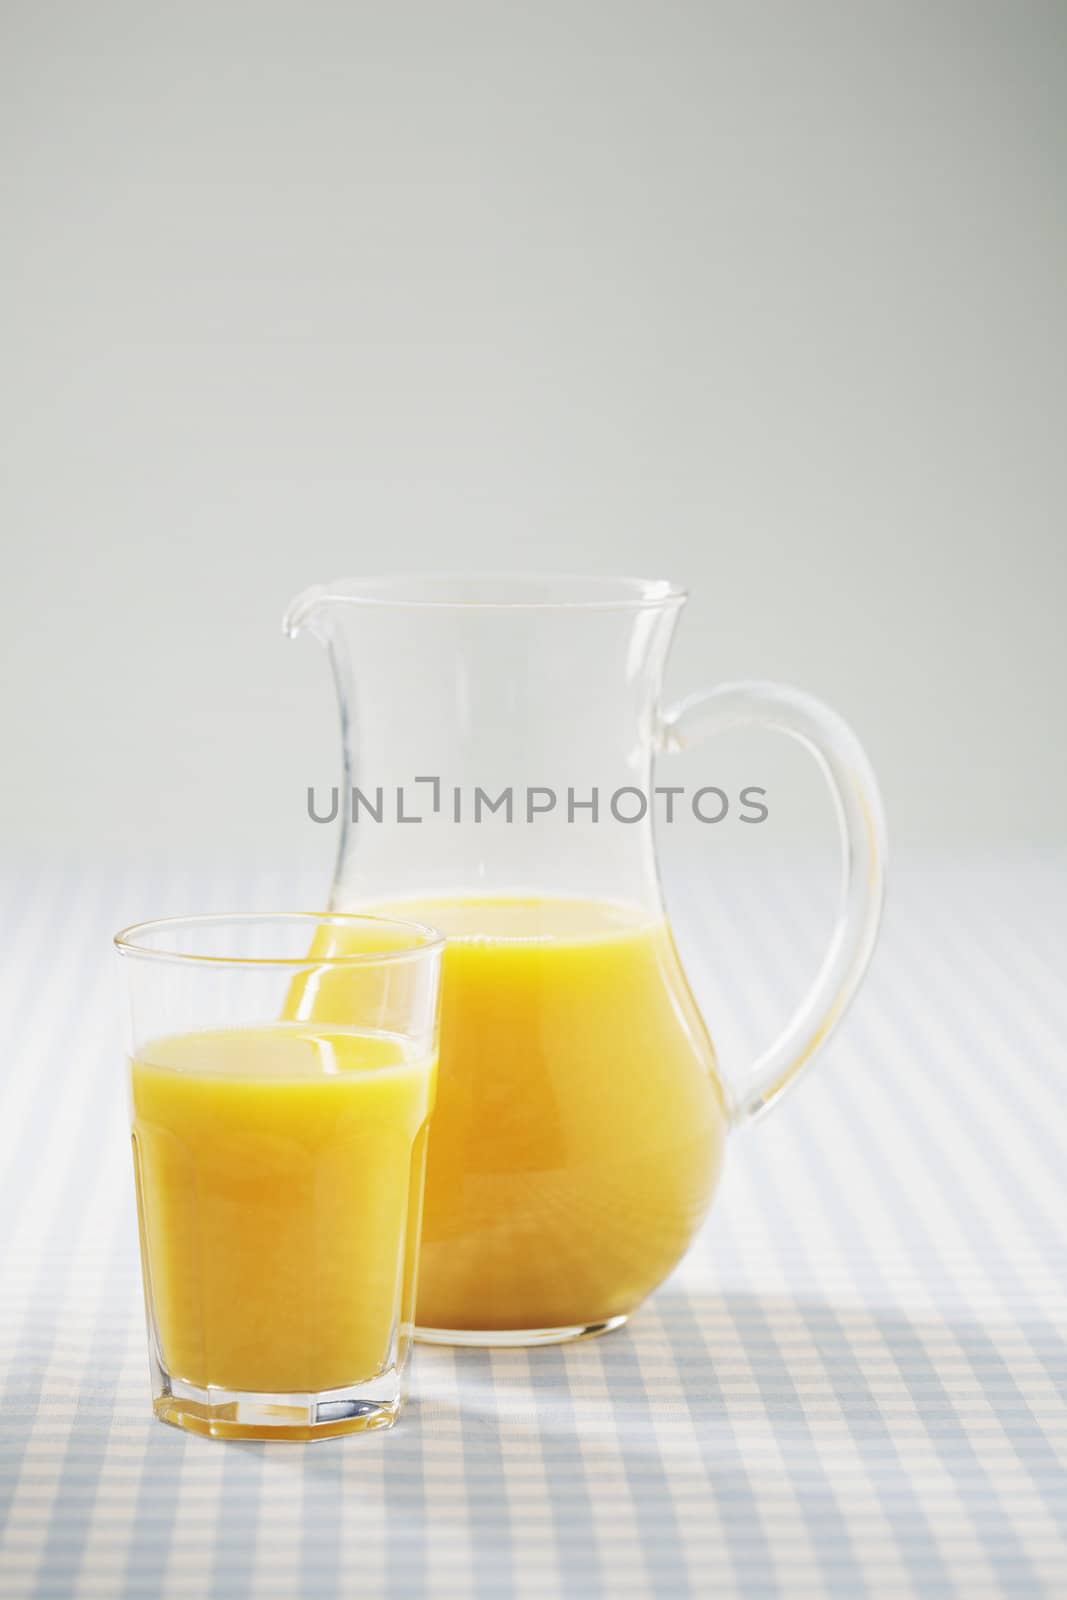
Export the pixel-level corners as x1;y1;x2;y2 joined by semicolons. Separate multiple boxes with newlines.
285;573;688;629
113;911;446;969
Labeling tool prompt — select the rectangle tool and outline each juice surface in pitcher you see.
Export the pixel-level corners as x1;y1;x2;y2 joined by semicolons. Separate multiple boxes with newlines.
370;896;727;1334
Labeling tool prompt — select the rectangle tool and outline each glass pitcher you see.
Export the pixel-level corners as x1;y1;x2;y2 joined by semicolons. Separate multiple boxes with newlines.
285;576;886;1345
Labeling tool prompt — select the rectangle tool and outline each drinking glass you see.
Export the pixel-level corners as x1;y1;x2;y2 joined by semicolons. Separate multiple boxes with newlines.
115;912;443;1440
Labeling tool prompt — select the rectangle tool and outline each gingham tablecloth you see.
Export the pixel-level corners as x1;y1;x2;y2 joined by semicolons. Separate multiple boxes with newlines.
1;854;1065;1598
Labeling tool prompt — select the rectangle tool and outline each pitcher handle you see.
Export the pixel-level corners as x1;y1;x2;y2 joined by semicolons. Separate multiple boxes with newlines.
659;681;887;1127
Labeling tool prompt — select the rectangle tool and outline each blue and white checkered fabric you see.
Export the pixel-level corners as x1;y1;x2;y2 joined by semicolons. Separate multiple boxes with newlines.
2;854;1065;1597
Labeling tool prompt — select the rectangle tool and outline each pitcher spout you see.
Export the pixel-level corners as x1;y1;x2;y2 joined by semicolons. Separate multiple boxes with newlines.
283;583;330;640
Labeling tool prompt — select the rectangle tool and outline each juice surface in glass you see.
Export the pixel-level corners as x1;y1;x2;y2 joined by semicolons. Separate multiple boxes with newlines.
130;1024;435;1394
360;897;727;1333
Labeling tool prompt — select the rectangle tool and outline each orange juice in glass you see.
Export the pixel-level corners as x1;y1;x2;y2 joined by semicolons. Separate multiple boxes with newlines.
116;912;442;1440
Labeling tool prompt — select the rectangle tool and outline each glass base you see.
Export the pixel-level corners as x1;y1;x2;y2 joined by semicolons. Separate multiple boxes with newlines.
152;1367;401;1441
415;1315;628;1347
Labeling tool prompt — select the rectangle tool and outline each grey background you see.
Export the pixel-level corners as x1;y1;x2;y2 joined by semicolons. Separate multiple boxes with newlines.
3;0;1065;869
